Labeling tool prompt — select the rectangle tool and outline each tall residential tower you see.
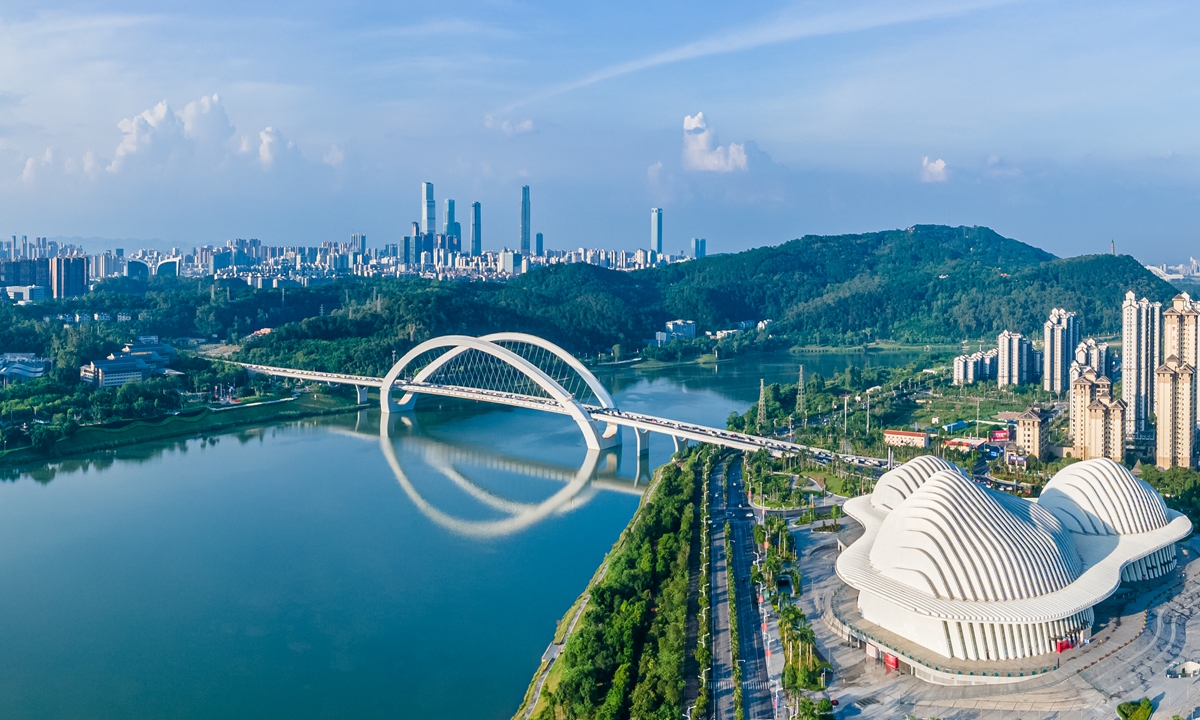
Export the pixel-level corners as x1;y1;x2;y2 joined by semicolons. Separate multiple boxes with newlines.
1043;308;1079;395
997;330;1032;387
1123;291;1162;436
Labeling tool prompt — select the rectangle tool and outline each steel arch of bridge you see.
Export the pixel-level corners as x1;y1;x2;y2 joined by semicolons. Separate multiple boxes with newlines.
380;333;620;450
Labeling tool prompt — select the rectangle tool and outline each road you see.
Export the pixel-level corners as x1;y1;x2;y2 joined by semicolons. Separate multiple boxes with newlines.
725;460;775;719
710;462;736;720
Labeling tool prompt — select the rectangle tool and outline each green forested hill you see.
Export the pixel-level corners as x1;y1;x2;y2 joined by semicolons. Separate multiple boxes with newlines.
235;225;1176;371
643;225;1174;343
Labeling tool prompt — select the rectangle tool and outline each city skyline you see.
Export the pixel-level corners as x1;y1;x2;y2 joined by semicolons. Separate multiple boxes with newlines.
0;2;1198;261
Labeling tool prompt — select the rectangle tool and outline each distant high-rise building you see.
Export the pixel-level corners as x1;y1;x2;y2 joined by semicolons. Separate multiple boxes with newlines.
997;330;1031;387
520;186;531;256
651;208;663;254
444;199;461;253
1156;355;1196;469
535;232;543;257
49;256;87;299
470;202;482;256
500;250;522;275
1043;308;1079;395
691;237;706;259
1071;367;1126;462
351;233;366;254
422;182;436;235
1123;291;1162;436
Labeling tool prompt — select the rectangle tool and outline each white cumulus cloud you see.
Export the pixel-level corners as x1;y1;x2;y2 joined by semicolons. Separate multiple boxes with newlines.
107;100;188;172
920;156;948;182
682;112;747;172
180;93;234;144
257;126;298;169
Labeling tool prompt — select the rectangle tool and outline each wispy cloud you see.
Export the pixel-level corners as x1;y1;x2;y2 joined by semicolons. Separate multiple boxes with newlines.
498;0;1023;112
484;115;533;135
362;18;516;40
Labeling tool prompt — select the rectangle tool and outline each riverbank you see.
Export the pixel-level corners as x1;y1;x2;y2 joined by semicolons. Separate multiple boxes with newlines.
0;391;362;466
620;341;957;373
514;448;704;720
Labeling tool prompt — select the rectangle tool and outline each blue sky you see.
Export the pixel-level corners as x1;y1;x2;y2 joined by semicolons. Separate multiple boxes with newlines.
0;0;1197;261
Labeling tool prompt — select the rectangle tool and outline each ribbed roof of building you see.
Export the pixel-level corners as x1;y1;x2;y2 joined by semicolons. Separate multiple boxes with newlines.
869;469;1081;602
870;455;966;511
1039;458;1169;535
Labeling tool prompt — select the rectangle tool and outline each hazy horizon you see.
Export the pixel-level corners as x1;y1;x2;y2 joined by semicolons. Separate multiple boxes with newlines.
2;0;1198;263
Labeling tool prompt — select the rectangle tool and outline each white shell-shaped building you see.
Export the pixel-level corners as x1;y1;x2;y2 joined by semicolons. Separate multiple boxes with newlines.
837;457;1191;663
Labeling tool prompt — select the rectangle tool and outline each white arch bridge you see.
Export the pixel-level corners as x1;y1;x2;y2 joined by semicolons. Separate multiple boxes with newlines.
237;331;813;456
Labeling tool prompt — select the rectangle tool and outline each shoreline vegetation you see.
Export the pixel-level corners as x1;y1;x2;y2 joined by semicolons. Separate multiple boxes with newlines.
0;390;362;468
515;446;706;720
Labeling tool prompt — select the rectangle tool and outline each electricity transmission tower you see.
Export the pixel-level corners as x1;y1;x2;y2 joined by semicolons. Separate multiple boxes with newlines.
796;365;806;427
758;378;768;434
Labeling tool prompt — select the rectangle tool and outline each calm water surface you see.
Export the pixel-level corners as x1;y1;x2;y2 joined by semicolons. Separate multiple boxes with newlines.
0;350;918;719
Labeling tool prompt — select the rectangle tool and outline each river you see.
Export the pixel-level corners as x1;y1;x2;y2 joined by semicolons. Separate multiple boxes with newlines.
0;349;921;719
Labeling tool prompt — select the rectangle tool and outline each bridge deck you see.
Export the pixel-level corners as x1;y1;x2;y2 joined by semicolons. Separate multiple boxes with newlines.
234;361;871;460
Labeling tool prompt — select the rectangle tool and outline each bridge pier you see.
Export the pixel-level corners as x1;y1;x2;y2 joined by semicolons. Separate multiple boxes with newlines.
672;436;688;453
635;428;649;456
356;386;370;404
381;387;416;414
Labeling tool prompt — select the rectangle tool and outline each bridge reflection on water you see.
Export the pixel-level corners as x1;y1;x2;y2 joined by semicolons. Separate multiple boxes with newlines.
336;409;649;539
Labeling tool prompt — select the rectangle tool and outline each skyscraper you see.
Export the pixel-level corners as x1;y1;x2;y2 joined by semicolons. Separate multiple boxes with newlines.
691;237;706;259
351;233;366;254
421;182;436;235
1043;308;1079;395
997;330;1031;387
444;199;461;253
651;208;663;254
1123;291;1162;436
535;232;543;257
520;186;531;256
470;202;482;256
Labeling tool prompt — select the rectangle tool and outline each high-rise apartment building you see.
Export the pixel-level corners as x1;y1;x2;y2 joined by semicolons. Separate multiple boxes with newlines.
997;330;1031;387
1070;367;1126;462
470;202;482;256
49;256;87;299
520;186;531;256
1043;308;1079;395
422;182;436;236
1162;293;1200;369
535;232;543;257
1156;355;1196;469
691;237;706;259
651;208;663;254
1123;291;1162;437
350;233;366;254
1073;338;1109;377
